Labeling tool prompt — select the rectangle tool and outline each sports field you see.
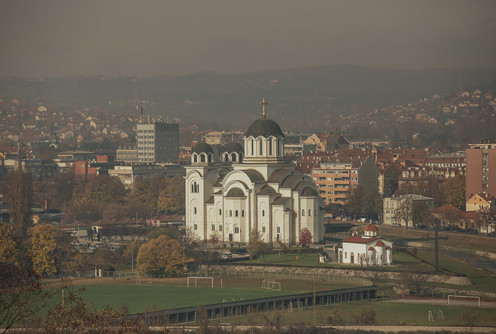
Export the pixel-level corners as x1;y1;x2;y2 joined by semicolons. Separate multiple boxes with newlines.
67;276;359;313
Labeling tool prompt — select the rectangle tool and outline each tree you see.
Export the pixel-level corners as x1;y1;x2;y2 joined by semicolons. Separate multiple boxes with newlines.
0;223;18;264
157;176;185;214
299;228;313;247
28;224;57;277
0;263;52;333
248;228;272;261
395;199;413;229
442;174;465;209
136;235;186;277
0;168;33;241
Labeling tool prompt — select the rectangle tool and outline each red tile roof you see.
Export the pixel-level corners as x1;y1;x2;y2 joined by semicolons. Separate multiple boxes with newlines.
342;235;380;244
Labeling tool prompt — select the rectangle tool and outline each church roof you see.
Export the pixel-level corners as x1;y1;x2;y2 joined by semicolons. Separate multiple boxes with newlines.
273;197;291;206
243;169;265;182
364;224;378;232
281;174;303;188
245;117;285;138
226;188;246;198
223;142;244;153
342;235;381;244
375;240;385;247
268;169;292;183
192;141;213;154
206;196;214;204
258;185;277;195
301;187;318;197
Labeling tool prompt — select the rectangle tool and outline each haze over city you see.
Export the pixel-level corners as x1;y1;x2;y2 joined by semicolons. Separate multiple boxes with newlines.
1;0;496;78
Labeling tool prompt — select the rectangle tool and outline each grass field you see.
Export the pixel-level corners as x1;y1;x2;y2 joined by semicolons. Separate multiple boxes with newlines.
205;301;496;327
55;276;359;314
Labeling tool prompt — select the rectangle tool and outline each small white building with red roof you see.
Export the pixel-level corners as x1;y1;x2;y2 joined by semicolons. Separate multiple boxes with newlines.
338;224;393;266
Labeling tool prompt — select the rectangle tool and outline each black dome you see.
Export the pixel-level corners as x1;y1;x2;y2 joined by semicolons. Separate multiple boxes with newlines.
192;142;213;154
223;142;244;153
245;118;285;138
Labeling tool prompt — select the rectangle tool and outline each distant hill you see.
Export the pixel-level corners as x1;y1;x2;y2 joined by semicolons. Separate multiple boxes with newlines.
1;65;496;131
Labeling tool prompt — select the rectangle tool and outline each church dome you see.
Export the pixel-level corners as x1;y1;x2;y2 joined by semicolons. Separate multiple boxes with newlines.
245;117;285;138
192;142;213;154
223;142;244;153
301;187;318;197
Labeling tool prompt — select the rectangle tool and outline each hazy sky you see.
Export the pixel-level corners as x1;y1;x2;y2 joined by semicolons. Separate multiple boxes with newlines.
1;0;496;77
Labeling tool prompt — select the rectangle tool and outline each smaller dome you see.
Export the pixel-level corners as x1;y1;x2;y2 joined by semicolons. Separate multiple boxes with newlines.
375;240;385;247
226;188;246;197
364;224;378;232
301;187;318;197
258;185;277;195
223;142;244;153
386;246;392;250
192;142;213;154
368;247;375;251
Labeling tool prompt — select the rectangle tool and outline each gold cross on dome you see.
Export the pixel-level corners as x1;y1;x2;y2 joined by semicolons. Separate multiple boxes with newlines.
260;97;268;118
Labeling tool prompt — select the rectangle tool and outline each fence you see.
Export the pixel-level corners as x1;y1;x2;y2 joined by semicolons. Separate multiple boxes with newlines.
184;268;372;286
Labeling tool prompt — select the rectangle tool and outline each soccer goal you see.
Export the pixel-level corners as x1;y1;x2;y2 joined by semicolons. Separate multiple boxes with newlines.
447;294;481;308
187;276;214;288
262;279;281;291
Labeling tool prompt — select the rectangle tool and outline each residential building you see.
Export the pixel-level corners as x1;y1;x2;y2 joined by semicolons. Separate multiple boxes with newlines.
466;139;496;200
383;194;434;227
137;120;179;163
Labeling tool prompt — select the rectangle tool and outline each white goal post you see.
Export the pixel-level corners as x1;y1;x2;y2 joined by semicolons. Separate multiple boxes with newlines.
187;276;214;288
447;295;481;308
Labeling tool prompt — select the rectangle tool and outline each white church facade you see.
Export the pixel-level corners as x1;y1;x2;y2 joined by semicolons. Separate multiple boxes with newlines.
338;224;393;266
185;98;324;246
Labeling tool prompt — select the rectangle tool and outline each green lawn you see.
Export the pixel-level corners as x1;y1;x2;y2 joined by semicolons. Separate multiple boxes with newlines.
212;301;496;327
76;284;288;313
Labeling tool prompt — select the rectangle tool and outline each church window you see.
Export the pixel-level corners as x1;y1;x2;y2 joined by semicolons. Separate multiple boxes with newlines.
200;154;205;163
259;140;263;155
234;226;240;233
345;252;347;259
276;226;280;233
308;209;311;216
211;224;215;231
229;210;232;217
219;209;222;215
224;153;229;162
251;140;254;155
302;209;305;216
262;226;266;233
235;210;238;217
194;224;197;230
241;210;245;217
262;210;265;217
208;154;212;163
193;155;198;163
219;225;222;231
194;207;197;214
269;140;272;155
191;183;194;193
276;140;280;155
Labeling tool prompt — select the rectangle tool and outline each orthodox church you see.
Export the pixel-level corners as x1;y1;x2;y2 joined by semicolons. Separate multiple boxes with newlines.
185;98;324;246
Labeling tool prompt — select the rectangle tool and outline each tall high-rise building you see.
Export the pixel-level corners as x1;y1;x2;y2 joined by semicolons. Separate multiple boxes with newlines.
466;139;496;200
137;120;179;163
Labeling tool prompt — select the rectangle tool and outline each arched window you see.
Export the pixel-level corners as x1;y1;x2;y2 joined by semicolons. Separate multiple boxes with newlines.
345;252;347;259
231;153;236;162
269;140;272;155
234;226;240;233
200;154;205;162
241;210;244;217
302;209;305;216
235;210;238;217
259;140;263;155
191;183;194;193
208;154;212;162
262;210;265;217
193;154;198;163
308;209;311;216
251;140;254;155
194;207;197;214
219;209;222;215
224;153;229;162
